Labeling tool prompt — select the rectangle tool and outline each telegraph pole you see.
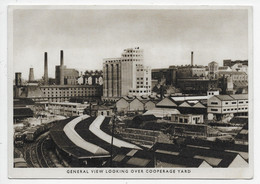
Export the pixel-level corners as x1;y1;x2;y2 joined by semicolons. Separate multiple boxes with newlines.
110;106;117;167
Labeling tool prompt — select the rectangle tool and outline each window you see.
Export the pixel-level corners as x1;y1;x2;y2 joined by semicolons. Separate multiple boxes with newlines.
232;102;237;104
211;108;218;111
184;119;188;123
179;118;183;123
239;101;243;104
223;109;226;111
225;102;228;105
211;102;218;105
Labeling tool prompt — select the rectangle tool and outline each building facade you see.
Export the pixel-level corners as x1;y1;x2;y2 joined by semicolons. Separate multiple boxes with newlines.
207;94;248;120
47;102;88;116
171;114;204;124
103;47;151;100
40;85;102;102
83;70;103;85
223;59;248;67
103;58;121;98
208;61;219;79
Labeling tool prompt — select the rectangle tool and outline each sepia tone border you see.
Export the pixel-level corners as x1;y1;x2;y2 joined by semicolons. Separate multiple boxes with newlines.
7;5;253;179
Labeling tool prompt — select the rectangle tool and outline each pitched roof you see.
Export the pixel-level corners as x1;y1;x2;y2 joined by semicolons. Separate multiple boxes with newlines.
153;143;248;168
192;101;206;108
156;97;177;107
178;101;192;107
143;108;180;118
215;95;234;101
229;94;248;100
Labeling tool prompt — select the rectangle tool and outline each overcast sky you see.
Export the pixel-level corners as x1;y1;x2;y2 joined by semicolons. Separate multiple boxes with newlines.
13;8;248;79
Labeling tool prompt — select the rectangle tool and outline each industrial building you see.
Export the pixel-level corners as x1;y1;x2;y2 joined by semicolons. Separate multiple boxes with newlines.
82;70;103;85
103;47;152;101
208;61;219;79
47;102;88;116
116;95;161;113
171;114;204;124
207;94;248;121
223;59;248;67
55;50;79;85
40;85;102;102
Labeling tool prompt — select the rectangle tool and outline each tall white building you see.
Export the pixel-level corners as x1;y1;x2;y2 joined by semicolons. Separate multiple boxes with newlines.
103;47;151;100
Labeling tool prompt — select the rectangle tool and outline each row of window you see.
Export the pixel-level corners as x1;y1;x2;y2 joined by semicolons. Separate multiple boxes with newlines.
45;93;97;97
122;59;142;62
129;90;151;93
224;101;248;105
42;87;97;91
136;77;149;81
223;107;248;111
211;100;248;105
125;50;141;53
44;91;97;95
136;86;151;89
122;54;142;57
105;60;120;63
210;107;248;112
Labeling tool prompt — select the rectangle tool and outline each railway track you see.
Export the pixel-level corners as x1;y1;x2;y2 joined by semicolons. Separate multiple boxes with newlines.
35;138;49;167
38;138;57;167
21;131;68;168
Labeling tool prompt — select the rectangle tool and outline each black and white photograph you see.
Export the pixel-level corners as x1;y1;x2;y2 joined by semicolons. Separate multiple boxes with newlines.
7;5;253;179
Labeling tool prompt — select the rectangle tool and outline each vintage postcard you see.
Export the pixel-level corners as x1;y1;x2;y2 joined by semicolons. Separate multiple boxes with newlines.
8;5;253;179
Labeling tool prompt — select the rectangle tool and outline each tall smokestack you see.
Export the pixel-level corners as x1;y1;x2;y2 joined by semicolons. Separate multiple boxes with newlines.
44;52;48;85
191;51;194;66
15;72;22;86
29;68;34;82
60;50;64;66
59;50;64;85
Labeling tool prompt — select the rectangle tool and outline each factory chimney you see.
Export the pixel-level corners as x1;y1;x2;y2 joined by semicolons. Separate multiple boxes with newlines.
59;50;64;85
60;50;64;66
44;52;48;85
191;51;194;66
29;68;35;82
15;72;22;86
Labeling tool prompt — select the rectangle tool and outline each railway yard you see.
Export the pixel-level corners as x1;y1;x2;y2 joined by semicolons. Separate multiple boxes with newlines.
14;130;69;168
